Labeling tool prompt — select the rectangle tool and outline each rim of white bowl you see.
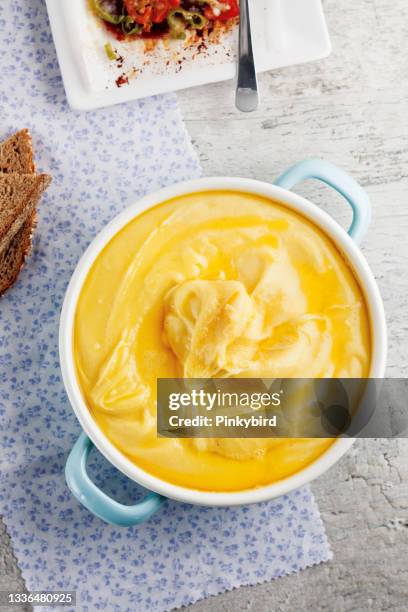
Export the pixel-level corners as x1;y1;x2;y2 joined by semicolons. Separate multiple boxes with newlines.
59;177;387;506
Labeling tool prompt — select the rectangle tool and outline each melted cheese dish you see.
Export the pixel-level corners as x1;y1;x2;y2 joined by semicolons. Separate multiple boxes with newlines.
74;191;371;491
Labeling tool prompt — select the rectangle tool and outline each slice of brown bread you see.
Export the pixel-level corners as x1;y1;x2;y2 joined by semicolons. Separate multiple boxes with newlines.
0;129;35;174
0;211;37;296
0;129;37;263
0;173;51;253
0;130;51;296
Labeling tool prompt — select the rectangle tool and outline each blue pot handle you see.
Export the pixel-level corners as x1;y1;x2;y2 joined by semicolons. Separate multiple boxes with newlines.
274;159;371;243
65;433;165;526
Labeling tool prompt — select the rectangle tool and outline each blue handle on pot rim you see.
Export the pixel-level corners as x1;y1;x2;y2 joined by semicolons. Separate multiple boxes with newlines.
65;159;371;526
65;433;165;526
274;158;371;243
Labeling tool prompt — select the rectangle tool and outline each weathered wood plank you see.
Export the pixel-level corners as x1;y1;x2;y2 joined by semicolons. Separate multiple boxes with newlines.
180;0;408;609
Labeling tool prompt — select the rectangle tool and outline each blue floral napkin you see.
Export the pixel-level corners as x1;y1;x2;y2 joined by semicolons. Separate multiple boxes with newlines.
0;1;331;610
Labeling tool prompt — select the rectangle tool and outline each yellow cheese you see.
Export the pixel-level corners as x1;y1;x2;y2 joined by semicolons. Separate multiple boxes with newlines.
74;191;371;492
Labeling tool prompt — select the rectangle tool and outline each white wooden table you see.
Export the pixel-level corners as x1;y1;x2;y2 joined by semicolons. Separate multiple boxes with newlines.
1;0;407;609
180;0;408;608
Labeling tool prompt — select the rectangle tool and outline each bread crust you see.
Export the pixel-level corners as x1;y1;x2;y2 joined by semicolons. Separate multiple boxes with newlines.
0;211;36;296
0;173;51;252
0;129;35;174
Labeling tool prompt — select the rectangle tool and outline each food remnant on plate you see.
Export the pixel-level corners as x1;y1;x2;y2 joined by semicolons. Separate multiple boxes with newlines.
104;41;117;60
74;191;371;492
115;73;129;86
90;0;239;41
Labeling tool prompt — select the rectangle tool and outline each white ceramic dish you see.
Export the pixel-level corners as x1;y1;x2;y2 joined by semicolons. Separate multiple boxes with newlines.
45;0;331;110
60;159;387;526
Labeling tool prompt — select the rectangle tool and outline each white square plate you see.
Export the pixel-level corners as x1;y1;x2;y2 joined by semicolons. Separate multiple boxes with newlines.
45;0;331;111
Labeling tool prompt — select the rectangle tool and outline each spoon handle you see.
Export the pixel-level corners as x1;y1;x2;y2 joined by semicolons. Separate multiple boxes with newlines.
236;0;259;112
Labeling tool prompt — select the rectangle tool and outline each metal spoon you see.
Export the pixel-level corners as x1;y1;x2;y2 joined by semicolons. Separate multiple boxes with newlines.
235;0;259;112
